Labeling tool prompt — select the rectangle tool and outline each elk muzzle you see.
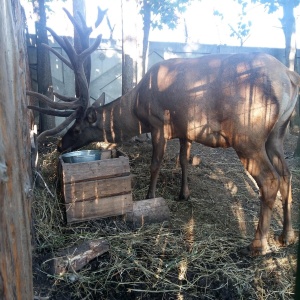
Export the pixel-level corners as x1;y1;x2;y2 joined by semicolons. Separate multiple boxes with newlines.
57;140;63;153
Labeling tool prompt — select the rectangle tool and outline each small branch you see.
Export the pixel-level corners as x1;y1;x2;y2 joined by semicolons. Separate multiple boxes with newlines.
34;171;55;198
95;7;108;29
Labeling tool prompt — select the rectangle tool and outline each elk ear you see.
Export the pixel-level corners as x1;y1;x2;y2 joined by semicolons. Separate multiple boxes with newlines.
92;92;105;108
86;107;97;124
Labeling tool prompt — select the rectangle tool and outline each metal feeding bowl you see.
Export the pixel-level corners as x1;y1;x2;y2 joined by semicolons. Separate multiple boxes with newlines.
61;150;101;163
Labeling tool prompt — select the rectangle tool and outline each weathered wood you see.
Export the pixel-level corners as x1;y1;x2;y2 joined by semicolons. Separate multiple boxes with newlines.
0;0;33;299
126;198;170;228
52;239;109;275
64;175;132;203
61;152;130;184
66;193;133;223
60;150;133;223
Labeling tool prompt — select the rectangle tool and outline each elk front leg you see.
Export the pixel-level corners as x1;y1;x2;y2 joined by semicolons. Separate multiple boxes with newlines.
179;138;191;200
146;129;166;199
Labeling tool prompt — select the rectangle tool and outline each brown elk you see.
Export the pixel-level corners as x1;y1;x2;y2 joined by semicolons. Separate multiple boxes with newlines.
28;11;299;255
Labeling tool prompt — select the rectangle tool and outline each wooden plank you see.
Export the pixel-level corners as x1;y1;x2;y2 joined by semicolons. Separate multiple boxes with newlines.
51;239;110;275
61;156;130;184
63;175;132;203
66;194;133;223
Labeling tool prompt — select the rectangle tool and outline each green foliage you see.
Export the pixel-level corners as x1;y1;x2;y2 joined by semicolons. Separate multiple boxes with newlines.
44;0;67;14
139;0;191;30
215;0;300;44
213;3;252;45
237;0;279;14
27;0;67;15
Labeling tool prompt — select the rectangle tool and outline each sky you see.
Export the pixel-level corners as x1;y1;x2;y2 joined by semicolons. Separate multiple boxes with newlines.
21;0;299;48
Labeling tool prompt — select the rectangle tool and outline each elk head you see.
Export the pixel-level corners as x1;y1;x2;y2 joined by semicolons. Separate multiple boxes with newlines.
56;93;105;152
27;7;106;149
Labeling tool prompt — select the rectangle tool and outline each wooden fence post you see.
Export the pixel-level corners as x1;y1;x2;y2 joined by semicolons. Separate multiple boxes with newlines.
0;0;33;299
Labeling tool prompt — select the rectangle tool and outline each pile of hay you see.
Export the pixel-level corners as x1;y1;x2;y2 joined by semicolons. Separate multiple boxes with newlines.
32;136;299;300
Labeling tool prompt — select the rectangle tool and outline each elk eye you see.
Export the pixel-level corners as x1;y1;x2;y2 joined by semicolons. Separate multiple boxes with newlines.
74;128;81;135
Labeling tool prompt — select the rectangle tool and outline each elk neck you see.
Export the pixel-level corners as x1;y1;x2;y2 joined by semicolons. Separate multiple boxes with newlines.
95;87;149;143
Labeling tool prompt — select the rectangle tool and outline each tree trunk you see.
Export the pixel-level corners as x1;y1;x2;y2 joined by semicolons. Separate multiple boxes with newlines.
33;0;55;133
280;1;300;156
121;0;139;94
142;0;151;77
0;0;33;299
281;2;296;71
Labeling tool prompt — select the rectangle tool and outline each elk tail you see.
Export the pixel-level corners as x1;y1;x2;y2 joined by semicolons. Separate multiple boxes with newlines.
287;69;300;86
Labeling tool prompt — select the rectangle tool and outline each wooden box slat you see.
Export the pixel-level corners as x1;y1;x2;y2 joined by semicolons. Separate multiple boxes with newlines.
66;194;133;223
64;175;132;203
59;149;133;223
61;156;130;184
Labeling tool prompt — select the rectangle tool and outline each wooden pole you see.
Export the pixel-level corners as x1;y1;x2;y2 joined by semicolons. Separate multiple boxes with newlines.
0;1;33;299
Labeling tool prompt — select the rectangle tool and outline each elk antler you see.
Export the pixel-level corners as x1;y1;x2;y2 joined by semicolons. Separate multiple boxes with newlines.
27;7;106;142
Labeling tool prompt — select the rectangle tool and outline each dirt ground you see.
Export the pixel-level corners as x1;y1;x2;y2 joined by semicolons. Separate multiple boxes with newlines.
32;132;300;300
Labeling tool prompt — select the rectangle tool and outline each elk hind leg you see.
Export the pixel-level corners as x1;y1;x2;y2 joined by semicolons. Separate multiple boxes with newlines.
266;135;295;246
238;151;280;255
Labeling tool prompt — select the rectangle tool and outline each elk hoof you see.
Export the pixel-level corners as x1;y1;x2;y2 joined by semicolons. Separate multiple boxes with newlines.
146;192;155;199
239;239;270;256
177;188;190;201
177;193;190;201
275;230;296;246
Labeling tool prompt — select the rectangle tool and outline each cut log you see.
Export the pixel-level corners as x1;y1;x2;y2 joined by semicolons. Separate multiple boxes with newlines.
50;239;109;275
126;197;170;228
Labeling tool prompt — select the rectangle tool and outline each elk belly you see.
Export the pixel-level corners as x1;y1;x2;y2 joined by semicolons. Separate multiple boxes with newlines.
188;120;229;148
199;130;229;148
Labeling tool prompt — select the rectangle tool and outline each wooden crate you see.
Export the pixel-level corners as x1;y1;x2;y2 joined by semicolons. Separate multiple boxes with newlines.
59;149;133;223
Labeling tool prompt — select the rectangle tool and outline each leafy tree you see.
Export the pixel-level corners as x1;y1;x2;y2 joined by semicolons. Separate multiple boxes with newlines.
236;0;299;70
213;5;252;46
139;0;191;76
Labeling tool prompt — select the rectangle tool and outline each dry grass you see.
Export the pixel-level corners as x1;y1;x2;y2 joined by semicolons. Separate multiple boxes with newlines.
32;135;300;300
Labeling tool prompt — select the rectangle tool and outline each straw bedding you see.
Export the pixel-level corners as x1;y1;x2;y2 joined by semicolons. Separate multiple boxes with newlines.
32;134;300;300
